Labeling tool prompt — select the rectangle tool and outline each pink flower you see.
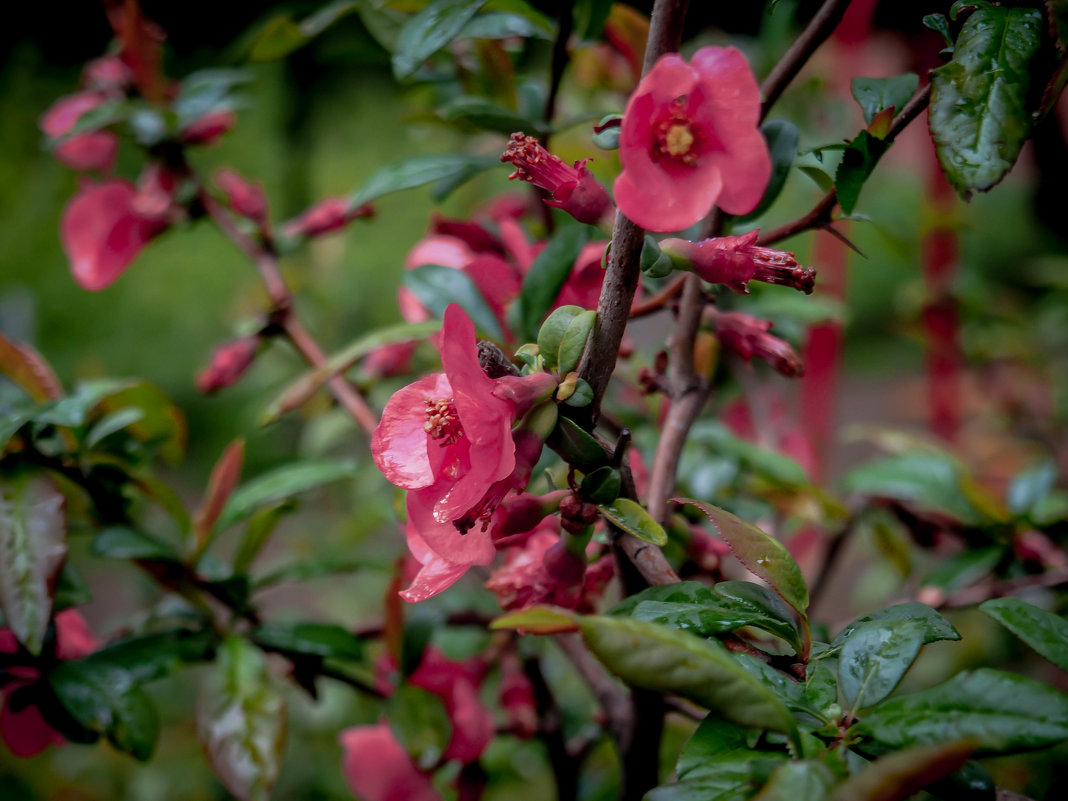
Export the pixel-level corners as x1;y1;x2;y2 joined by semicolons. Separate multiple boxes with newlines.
339;724;442;801
660;230;815;294
60;179;168;290
40;92;119;173
215;169;268;223
83;56;131;91
409;648;493;763
614;47;771;232
486;527;585;611
131;162;180;221
712;311;803;377
282;197;374;237
180;109;236;145
501;133;613;225
553;241;611;311
372;306;556;601
1;610;96;758
196;337;259;393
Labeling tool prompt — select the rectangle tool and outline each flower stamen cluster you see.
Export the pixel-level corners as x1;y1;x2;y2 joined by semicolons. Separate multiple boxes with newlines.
423;397;463;445
500;132;613;225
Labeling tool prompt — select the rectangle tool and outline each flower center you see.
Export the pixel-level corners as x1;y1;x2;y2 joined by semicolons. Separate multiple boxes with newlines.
424;398;464;445
654;101;699;166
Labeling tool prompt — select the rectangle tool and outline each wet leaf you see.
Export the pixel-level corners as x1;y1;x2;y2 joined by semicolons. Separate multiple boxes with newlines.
839;619;926;711
0;475;67;655
198;637;286;801
851;74;919;124
830;741;974;801
392;0;488;79
599;497;668;546
754;760;836;801
980;597;1068;673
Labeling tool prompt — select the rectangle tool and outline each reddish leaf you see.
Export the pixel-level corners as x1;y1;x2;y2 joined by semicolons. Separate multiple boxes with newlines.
194;439;246;553
829;741;974;801
0;333;63;402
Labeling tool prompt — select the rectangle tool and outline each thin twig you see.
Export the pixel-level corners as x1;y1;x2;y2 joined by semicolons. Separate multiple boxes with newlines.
760;0;854;120
200;191;379;435
936;569;1068;610
542;1;574;146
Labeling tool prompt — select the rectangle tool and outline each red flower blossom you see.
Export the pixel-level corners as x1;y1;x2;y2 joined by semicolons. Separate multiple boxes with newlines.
501;133;613;225
215;169;268;223
712;311;804;377
1;610;97;758
40;92;119;173
340;724;442;801
60;179;168;290
282;197;374;238
660;230;815;294
615;47;771;232
408;648;494;763
372;306;556;601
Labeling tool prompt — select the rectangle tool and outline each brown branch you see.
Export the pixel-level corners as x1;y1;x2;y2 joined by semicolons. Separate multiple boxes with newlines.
759;85;932;247
935;568;1068;610
542;1;574;145
629;273;687;318
760;0;854;120
200;191;379;435
555;632;631;742
524;653;580;801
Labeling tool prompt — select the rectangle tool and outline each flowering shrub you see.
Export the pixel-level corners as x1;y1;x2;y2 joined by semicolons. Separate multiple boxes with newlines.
3;2;1068;800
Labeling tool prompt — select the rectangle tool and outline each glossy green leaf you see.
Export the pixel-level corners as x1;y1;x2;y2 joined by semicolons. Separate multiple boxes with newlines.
90;526;180;561
647;758;768;801
557;309;596;375
835;131;888;215
576;615;799;742
49;659;158;760
839;619;926;711
851;74;920;125
831;741;974;801
737;120;799;222
841;453;994;526
386;684;452;769
233;503;294;573
437;95;536;134
349;153;500;208
251;622;363;661
831;603;959;654
599;497;668;546
980;597;1068;673
198;637;286;801
548;416;607;471
580;466;621;504
676;713;751;775
458;10;553;40
854;668;1068;755
405;264;505;340
0;476;67;655
923;14;954;48
612;580;803;653
1006;460;1057;517
538;305;587;372
677;499;808;614
81;629;216;684
512;226;589;342
921;546;1004;593
392;0;487;79
803;660;838;715
754;760;836;801
929;5;1045;198
263;320;440;423
216;460;358;531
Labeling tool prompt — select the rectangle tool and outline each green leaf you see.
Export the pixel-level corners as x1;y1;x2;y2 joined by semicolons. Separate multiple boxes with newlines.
754;760;836;801
835;131;888;215
49;659;158;760
217;460;358;531
640;235;673;278
691;422;809;488
198;637;286;801
573;0;614;39
548;416;608;471
1006;460;1057;517
557;309;596;375
803;660;838;715
599;497;668;546
839;619;926;711
830;741;974;801
386;684;452;769
84;407;145;450
980;598;1068;673
676;714;751;774
612;580;804;654
580;466;621;504
81;629;216;684
854;668;1068;755
841;453;994;526
92;381;187;465
929;5;1045;198
349;153;500;208
233;503;294;573
676;499;808;615
511;226;589;342
921;546;1004;593
437;95;537;134
0;476;67;655
251;622;363;661
405;264;505;340
263;320;440;423
458;10;553;40
737;120;800;222
90;526;180;561
576;615;800;743
392;0;488;79
851;74;920;125
831;603;959;654
491;605;579;633
647;758;763;801
53;562;92;611
923;14;954;48
537;305;587;371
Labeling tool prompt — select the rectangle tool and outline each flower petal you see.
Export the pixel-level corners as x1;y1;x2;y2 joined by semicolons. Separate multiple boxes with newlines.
372;374;451;489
